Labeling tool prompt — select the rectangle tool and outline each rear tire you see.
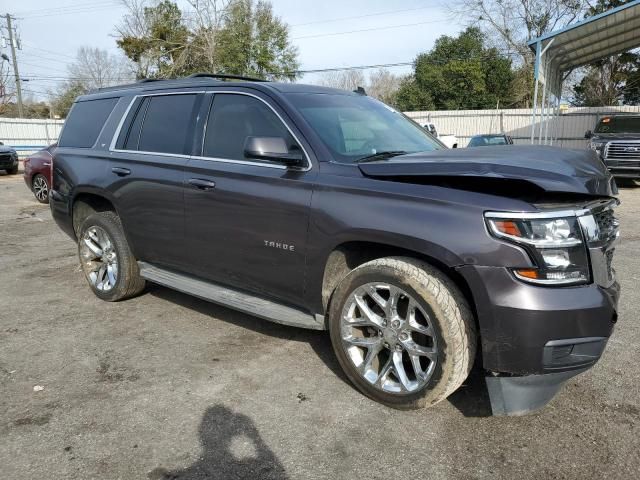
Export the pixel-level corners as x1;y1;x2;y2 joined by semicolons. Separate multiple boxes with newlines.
328;256;476;410
78;211;145;301
7;164;18;175
32;174;49;203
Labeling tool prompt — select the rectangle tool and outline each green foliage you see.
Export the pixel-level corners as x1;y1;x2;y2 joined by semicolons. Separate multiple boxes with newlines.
51;81;89;118
117;0;188;78
0;101;51;119
116;0;299;80
215;0;299;80
395;28;514;111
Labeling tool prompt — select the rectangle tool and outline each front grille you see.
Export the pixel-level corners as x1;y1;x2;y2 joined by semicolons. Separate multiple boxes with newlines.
585;202;619;286
605;142;640;161
606;160;640;169
593;207;619;244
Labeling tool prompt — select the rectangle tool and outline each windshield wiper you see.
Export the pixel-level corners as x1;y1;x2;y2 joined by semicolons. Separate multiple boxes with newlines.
356;150;408;163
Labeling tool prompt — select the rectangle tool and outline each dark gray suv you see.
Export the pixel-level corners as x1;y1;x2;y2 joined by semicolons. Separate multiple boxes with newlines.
50;74;620;415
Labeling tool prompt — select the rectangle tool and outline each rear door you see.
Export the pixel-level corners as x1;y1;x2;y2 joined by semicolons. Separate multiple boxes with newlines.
183;90;316;306
109;91;203;270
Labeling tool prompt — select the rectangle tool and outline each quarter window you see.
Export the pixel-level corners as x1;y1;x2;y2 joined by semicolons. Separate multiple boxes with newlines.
59;97;118;148
203;94;300;162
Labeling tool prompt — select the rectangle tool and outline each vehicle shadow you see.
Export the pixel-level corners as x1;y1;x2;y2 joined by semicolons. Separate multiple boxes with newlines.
148;285;494;417
446;365;493;418
148;405;288;480
147;284;352;387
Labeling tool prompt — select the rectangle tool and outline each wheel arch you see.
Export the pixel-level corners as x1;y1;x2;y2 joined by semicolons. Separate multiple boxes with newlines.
71;190;119;237
318;239;479;340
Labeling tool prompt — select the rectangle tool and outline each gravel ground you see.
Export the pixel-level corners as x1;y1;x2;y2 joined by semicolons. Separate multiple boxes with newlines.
1;172;639;480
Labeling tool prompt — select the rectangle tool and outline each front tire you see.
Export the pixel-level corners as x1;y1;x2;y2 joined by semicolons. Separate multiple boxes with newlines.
7;164;18;175
329;257;476;409
78;211;145;301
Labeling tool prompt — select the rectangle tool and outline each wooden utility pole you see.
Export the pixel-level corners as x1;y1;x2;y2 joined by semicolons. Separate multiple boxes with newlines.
4;14;23;117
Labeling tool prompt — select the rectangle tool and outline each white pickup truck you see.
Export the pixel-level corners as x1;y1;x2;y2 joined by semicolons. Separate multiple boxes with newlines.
422;122;458;149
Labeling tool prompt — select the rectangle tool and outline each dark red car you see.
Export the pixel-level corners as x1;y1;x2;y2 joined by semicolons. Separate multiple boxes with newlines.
23;144;55;204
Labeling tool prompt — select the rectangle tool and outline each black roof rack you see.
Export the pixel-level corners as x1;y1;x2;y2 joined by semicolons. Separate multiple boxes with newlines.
137;78;163;83
187;72;267;82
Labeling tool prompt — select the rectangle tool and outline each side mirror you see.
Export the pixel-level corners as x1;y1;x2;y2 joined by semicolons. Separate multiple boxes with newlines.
244;136;304;167
585;130;593;139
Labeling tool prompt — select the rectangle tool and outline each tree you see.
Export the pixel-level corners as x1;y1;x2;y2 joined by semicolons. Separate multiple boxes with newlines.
0;60;14;108
454;0;589;106
68;47;134;89
117;0;190;78
367;69;401;105
49;81;88;118
571;0;640;106
116;0;299;80
395;28;514;111
213;0;299;79
317;70;366;91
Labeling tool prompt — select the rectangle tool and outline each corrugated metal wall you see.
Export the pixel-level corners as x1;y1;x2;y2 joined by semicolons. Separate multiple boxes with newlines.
0;118;64;157
405;105;640;149
1;105;640;156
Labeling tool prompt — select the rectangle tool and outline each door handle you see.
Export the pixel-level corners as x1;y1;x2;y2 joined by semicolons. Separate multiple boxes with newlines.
112;167;131;176
188;178;216;191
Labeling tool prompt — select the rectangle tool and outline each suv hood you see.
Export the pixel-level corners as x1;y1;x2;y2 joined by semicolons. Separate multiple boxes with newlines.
358;145;615;197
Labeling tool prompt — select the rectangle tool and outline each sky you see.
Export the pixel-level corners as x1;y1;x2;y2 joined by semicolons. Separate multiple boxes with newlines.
1;0;464;101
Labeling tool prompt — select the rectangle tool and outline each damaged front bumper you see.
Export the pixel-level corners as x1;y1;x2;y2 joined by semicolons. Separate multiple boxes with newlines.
457;265;619;416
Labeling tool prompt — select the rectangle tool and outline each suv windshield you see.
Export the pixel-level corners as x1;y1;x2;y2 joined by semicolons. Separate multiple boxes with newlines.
288;93;442;163
595;116;640;134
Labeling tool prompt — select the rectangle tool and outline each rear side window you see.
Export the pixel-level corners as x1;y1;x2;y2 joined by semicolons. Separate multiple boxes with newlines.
137;94;197;154
203;93;299;161
59;98;118;148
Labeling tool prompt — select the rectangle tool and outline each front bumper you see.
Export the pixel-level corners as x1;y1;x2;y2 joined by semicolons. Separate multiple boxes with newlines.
457;265;618;415
0;155;18;170
457;265;619;375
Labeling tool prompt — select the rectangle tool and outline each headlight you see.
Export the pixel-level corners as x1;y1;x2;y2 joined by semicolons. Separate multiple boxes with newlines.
485;213;590;285
589;141;605;153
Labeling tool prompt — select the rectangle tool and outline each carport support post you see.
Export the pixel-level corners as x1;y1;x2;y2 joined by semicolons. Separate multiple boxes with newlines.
539;65;548;145
530;42;541;144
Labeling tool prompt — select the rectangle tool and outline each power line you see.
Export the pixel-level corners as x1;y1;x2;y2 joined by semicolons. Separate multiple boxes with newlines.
292;18;448;40
14;1;121;18
18;3;123;20
289;6;437;28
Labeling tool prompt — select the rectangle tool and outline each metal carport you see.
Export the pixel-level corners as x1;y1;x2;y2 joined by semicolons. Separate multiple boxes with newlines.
528;0;640;144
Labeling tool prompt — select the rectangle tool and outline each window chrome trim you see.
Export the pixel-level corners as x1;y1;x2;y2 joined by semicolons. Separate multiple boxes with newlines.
109;89;312;172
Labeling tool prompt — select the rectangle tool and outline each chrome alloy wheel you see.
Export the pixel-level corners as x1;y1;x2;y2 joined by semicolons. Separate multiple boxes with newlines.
79;226;118;292
340;283;438;394
33;176;48;202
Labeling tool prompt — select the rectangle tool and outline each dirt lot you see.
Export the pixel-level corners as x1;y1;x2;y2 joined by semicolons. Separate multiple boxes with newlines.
1;172;639;480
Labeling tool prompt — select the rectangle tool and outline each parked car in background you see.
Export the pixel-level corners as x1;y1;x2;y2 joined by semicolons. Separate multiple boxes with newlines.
586;115;640;180
0;141;19;175
23;144;55;203
422;122;458;148
467;134;514;148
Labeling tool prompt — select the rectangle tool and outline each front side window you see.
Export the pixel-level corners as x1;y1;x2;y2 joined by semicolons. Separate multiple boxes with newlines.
203;93;300;162
288;93;442;164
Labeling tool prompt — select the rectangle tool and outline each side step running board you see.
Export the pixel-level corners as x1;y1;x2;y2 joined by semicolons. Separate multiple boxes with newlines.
138;262;325;330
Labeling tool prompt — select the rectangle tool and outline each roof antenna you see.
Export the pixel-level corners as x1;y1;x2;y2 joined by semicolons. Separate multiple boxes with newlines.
354;86;367;95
